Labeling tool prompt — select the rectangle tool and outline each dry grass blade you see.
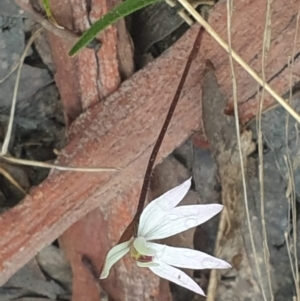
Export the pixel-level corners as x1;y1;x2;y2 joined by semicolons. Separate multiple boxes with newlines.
1;28;43;156
206;208;229;300
285;1;300;299
15;0;78;43
225;1;269;300
0;61;20;84
165;0;194;25
0;27;117;173
285;154;300;300
0;166;26;194
1;156;118;172
176;0;300;123
42;0;64;29
256;0;274;299
285;231;298;300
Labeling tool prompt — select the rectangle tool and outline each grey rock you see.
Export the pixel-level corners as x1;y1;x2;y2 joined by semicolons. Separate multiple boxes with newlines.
173;139;194;170
0;17;24;79
192;147;220;205
247;151;289;247
3;259;66;299
248;96;300;200
192;147;220;255
36;245;72;291
131;1;185;54
0;287;25;301
0;0;26;17
0;64;52;111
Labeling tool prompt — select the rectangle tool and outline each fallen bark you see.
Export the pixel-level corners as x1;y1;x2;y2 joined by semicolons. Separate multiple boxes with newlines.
1;0;299;294
46;0;135;300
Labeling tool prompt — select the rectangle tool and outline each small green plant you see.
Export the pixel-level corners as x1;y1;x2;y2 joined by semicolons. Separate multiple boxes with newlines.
42;0;62;28
68;0;161;56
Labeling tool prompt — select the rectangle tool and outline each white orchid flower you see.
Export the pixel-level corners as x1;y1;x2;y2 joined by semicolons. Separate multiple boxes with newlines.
100;178;231;295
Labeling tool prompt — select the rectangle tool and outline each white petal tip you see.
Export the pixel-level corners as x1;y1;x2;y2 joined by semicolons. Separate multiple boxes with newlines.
209;203;224;216
191;283;206;296
215;203;224;210
217;258;232;269
213;260;232;270
179;177;192;190
150;262;206;296
186;177;192;187
196;289;206;296
223;262;232;269
99;270;109;279
98;241;131;280
198;255;232;270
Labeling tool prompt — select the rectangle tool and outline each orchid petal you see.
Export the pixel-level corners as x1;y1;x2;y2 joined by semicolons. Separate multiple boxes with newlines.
143;204;223;240
147;243;231;270
138;178;192;237
100;240;131;279
133;237;156;256
150;261;205;295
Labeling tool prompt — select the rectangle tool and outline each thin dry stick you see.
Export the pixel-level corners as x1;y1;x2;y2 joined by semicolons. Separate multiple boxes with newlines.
285;231;298;299
226;1;268;301
0;62;20;84
1;156;117;172
0;28;117;172
165;0;214;26
1;28;43;156
0;166;26;194
285;155;300;301
256;0;274;299
206;208;229;300
165;0;194;25
285;1;300;298
14;0;79;44
176;0;300;123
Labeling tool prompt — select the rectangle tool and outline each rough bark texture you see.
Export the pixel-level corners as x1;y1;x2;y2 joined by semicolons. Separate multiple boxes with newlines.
46;0;135;300
205;0;300;121
1;0;300;298
47;0;121;124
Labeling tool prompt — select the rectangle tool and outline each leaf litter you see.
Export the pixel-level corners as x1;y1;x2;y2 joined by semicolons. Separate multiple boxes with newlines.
1;0;300;300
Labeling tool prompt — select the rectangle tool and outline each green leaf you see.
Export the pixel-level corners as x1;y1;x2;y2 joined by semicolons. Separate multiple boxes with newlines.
42;0;61;27
69;0;161;57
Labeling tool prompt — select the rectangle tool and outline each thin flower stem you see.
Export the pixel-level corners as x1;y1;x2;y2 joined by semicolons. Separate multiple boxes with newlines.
118;26;205;244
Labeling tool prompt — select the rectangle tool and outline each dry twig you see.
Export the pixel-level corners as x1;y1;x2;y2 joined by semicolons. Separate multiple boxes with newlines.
177;0;300;123
0;27;117;172
14;0;79;43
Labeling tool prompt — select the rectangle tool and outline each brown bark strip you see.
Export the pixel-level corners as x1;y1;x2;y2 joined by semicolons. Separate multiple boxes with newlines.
46;0;121;124
202;0;300;121
45;0;134;300
1;0;299;291
14;0;80;44
0;24;201;287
